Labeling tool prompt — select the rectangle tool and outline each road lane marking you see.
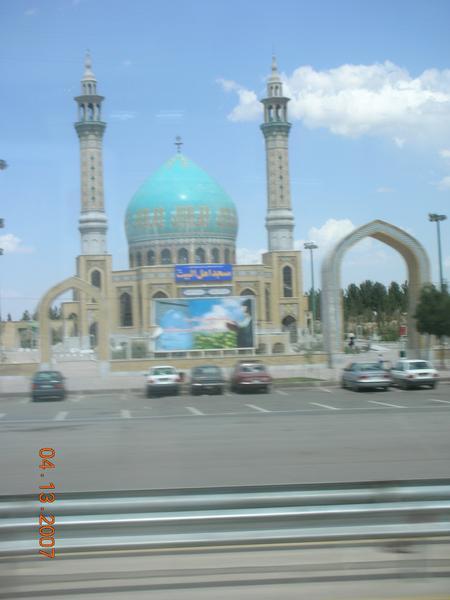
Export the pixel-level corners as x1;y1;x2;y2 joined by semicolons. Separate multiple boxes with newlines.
368;400;406;408
246;404;271;413
318;387;332;394
430;398;450;404
275;390;288;396
70;394;84;403
186;406;204;416
309;402;339;410
121;409;131;418
54;411;68;421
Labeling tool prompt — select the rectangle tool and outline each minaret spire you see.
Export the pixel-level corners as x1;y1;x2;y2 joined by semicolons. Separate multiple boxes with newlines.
260;57;295;251
74;53;108;255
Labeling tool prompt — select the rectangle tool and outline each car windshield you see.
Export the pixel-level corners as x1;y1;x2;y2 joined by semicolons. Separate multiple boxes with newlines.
407;361;431;369
152;367;176;375
195;367;220;375
357;363;383;371
34;371;62;380
241;364;265;372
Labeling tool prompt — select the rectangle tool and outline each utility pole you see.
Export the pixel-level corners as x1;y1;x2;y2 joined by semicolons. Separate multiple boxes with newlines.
304;241;318;335
428;213;447;291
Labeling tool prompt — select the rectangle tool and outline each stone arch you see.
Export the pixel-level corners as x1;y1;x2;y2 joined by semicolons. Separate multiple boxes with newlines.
282;315;298;343
321;220;431;365
38;276;108;367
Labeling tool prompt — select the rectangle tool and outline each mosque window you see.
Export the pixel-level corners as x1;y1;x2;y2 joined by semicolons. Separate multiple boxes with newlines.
88;104;94;120
265;286;271;321
136;252;142;267
161;248;172;264
119;292;133;327
282;266;293;297
211;248;220;263
91;270;101;289
178;248;189;264
146;250;155;265
282;315;298;343
240;288;255;296
275;105;281;121
152;291;168;299
224;248;231;263
195;247;205;263
268;105;273;121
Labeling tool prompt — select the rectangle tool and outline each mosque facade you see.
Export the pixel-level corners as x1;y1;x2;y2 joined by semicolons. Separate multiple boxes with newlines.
38;55;308;364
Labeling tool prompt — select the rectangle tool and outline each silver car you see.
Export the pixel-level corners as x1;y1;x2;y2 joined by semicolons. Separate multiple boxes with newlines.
341;362;391;392
146;365;181;397
390;359;439;389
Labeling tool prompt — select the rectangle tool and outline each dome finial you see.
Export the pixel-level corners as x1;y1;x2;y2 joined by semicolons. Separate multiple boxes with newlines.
174;135;183;154
271;55;278;73
82;49;96;81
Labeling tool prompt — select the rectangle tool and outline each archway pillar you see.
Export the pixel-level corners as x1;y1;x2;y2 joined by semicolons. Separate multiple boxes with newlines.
321;220;431;367
38;276;110;373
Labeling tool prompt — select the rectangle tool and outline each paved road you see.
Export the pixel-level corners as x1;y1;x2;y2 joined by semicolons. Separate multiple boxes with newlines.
2;542;450;599
2;385;450;493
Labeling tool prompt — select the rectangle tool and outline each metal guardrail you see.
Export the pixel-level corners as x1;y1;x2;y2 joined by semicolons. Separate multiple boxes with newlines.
2;479;450;556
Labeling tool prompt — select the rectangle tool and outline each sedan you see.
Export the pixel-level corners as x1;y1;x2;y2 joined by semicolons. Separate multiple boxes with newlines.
31;371;66;401
341;362;391;392
190;365;225;395
390;359;439;389
230;361;272;393
146;365;181;397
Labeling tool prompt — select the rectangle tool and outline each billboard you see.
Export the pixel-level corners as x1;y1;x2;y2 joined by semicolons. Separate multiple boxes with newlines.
175;264;232;283
153;296;255;351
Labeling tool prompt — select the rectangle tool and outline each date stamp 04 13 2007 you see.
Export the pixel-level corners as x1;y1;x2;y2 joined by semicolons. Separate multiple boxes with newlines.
38;448;56;558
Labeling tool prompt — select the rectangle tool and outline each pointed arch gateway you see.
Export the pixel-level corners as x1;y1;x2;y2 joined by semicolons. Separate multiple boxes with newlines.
38;276;109;368
321;220;431;365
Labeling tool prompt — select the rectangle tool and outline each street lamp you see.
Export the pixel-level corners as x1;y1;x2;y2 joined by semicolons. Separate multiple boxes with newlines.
428;213;447;291
304;241;318;335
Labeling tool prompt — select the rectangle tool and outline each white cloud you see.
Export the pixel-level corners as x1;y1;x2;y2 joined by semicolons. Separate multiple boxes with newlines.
121;59;132;68
236;247;264;264
303;218;356;253
376;186;394;193
155;110;185;120
219;61;450;141
0;234;34;254
217;78;262;122
24;8;37;16
437;175;450;190
109;111;136;121
440;148;450;159
394;137;405;148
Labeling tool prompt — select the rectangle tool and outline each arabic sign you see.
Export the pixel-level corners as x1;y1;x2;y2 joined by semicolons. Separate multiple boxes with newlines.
152;296;255;351
181;286;232;297
175;264;233;283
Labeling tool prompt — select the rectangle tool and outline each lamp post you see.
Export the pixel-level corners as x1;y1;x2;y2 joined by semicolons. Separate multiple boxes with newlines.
304;241;318;335
428;213;447;291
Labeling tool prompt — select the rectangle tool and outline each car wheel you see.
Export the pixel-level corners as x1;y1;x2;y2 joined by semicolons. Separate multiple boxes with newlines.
146;388;152;398
341;378;346;389
216;387;223;395
429;382;437;389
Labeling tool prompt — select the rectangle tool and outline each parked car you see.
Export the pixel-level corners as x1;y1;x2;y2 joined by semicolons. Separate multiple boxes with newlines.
390;359;439;389
341;362;391;392
146;365;181;397
31;371;66;401
190;365;225;395
230;361;272;393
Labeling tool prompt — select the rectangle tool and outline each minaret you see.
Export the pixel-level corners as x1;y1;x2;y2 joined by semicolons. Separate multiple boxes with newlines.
74;52;107;255
260;57;295;251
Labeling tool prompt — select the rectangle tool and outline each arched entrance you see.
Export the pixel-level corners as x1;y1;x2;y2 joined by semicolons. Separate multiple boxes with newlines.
38;276;109;369
321;220;430;365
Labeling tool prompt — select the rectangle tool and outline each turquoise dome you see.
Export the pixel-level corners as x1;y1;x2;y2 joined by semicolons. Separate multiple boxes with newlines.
125;154;238;244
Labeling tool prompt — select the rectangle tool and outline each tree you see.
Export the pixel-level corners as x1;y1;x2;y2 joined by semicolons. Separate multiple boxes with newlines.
7;313;12;322
414;285;450;341
21;310;31;321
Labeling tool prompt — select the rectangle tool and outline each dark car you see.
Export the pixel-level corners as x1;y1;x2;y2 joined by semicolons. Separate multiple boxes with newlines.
31;371;66;401
190;365;225;395
230;361;272;393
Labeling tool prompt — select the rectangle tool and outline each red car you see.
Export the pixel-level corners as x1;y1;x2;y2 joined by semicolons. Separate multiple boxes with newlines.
230;361;272;393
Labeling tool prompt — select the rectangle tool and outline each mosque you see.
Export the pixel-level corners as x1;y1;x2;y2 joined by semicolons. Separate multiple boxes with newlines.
36;54;309;368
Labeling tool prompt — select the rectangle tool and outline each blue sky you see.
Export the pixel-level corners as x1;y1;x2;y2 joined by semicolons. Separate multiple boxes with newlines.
1;0;449;318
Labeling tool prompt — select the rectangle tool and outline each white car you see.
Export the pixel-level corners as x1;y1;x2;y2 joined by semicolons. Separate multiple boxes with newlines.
390;359;439;389
146;365;181;397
